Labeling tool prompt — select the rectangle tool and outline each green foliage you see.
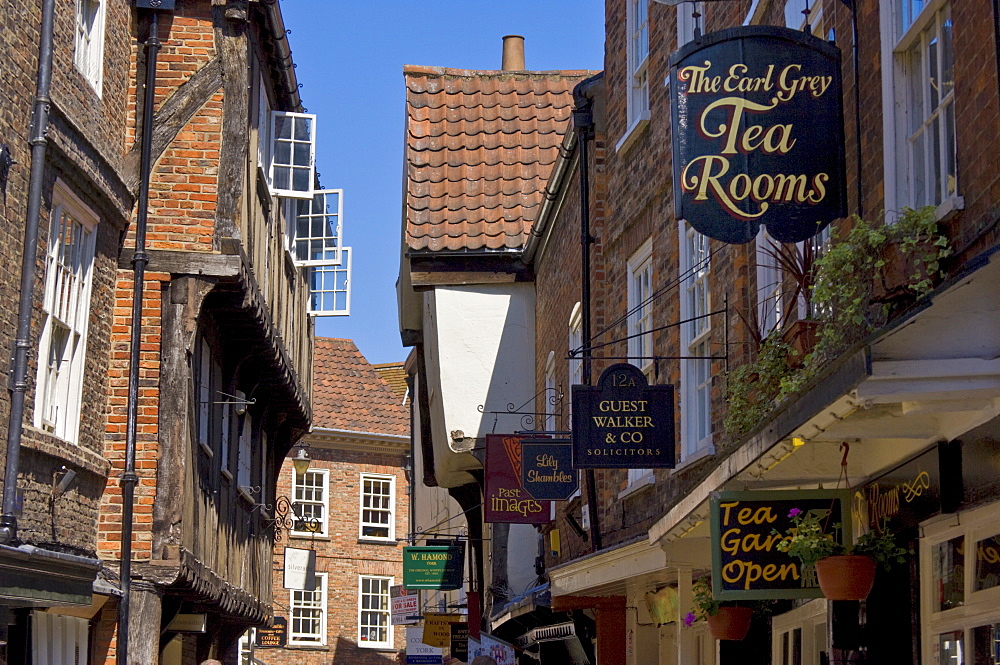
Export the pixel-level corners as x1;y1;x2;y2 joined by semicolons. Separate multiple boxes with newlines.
691;575;720;618
851;522;910;571
774;508;843;567
724;207;951;442
724;336;796;439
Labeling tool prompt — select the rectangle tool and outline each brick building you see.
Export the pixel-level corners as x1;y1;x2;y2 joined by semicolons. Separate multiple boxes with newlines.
249;338;409;665
2;0;334;662
0;0;140;659
400;2;1000;665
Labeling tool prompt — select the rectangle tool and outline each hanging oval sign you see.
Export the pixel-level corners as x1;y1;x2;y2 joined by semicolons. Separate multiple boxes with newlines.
669;26;847;244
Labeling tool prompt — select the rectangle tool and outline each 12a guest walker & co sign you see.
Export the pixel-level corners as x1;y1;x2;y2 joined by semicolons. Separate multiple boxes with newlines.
669;26;847;244
572;364;675;469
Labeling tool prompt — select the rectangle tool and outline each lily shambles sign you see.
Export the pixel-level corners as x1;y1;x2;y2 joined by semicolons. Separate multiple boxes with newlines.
669;26;847;244
572;364;675;469
709;490;851;600
521;439;578;501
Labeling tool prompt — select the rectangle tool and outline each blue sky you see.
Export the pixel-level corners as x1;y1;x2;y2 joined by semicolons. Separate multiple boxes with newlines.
280;0;606;365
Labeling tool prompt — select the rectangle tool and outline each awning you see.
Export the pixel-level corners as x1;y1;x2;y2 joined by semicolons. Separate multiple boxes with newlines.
0;544;101;608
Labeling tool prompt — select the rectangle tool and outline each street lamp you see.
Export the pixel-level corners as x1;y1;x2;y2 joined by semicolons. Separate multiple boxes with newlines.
260;443;318;541
291;443;312;476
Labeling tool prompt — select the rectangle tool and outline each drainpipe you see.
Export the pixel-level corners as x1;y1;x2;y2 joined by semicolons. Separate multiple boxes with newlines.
0;0;56;546
573;74;603;552
119;7;163;663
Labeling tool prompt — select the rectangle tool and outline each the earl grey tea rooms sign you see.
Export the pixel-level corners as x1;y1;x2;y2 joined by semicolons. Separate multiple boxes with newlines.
669;26;847;244
572;364;675;469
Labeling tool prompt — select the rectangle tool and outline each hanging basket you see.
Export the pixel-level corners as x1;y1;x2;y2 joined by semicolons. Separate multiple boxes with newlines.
706;606;753;640
815;555;877;600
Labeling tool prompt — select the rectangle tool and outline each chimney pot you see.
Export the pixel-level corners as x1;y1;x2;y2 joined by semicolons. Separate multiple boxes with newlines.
502;35;525;71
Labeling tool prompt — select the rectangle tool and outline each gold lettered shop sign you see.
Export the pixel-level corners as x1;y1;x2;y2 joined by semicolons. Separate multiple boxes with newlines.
571;364;675;469
670;26;847;244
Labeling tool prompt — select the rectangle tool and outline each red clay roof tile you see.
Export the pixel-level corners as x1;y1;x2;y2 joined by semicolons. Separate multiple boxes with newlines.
404;65;595;253
312;338;409;437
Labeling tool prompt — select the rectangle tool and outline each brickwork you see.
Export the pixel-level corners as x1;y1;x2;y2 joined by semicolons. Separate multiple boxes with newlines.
0;0;133;558
539;0;1000;572
263;443;409;665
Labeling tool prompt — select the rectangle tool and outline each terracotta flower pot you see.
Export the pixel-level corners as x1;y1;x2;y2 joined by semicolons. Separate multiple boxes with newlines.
706;606;753;640
815;555;877;600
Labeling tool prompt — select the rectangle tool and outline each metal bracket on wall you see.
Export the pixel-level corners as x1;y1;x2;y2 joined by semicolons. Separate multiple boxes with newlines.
478;386;564;432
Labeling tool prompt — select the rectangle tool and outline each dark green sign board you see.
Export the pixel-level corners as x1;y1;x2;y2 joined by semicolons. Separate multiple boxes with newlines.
710;490;851;600
403;545;465;590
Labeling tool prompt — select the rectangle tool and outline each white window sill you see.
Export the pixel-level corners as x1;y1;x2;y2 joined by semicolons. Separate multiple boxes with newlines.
615;111;650;155
291;532;330;540
934;195;964;222
198;441;214;458
671;444;715;473
221;468;233;482
618;473;655;500
358;642;394;651
237;486;255;504
358;536;397;545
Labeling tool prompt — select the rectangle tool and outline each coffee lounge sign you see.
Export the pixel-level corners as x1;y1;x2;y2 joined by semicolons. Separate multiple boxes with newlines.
670;26;847;244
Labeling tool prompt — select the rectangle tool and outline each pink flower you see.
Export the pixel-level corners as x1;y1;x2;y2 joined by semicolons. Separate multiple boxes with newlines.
683;612;697;627
788;508;802;518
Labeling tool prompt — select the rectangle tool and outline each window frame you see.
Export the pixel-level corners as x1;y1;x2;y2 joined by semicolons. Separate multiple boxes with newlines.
358;574;394;650
626;238;654;375
755;229;783;339
358;472;396;542
678;220;714;462
34;181;98;445
620;0;651;150
74;0;105;94
289;189;343;267
307;245;352;317
268;110;317;199
677;1;705;47
544;351;557;431
880;0;957;215
292;467;330;539
289;571;328;646
919;502;1000;663
568;304;584;500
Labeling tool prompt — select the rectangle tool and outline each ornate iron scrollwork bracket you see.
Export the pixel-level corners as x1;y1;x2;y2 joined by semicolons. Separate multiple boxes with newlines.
257;495;321;543
478;386;564;432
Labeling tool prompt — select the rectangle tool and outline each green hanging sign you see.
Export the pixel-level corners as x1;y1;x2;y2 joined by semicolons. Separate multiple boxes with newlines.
403;545;465;590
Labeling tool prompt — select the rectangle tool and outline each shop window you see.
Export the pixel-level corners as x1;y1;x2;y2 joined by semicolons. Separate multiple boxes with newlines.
290;572;327;645
32;612;88;664
359;575;392;649
881;1;957;213
293;468;329;538
679;220;713;461
921;503;1000;664
269;111;317;198
771;599;827;665
74;0;105;94
360;473;394;541
34;182;97;445
621;0;650;150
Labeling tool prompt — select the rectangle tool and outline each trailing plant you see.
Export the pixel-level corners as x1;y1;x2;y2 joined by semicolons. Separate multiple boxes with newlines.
724;335;796;439
683;576;720;626
774;507;842;567
852;521;910;571
724;207;951;442
775;509;909;571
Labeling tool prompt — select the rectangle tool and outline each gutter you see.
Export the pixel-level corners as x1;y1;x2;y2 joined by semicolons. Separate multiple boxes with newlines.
260;0;302;112
522;130;578;265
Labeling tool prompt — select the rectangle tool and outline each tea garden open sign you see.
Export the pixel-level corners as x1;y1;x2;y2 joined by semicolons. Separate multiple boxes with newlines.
670;26;847;244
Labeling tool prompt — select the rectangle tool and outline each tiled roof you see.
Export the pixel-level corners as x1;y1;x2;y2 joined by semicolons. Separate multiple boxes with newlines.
312;338;409;437
373;363;409;404
404;65;595;253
